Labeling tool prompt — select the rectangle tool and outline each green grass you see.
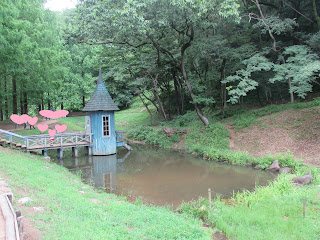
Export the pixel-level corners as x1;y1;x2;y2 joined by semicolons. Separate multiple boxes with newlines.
0;149;211;240
230;97;320;130
179;173;320;240
115;98;162;131
57;116;85;132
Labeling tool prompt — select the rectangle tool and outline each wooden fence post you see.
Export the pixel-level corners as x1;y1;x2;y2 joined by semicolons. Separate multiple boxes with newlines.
208;188;212;210
303;198;306;218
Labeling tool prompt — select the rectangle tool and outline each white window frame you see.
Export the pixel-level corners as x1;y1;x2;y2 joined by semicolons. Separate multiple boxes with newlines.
102;115;110;137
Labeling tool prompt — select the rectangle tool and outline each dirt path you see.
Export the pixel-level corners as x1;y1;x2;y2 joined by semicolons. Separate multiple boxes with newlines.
0;119;58;132
225;124;236;151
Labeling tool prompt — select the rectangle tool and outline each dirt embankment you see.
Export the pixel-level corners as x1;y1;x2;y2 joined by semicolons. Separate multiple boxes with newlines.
231;107;320;167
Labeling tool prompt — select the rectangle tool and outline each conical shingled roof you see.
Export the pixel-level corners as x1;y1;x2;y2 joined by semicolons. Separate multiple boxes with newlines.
82;66;119;112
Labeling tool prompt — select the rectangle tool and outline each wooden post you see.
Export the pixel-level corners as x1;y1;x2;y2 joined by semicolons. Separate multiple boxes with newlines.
208;188;212;210
72;147;78;158
88;146;92;156
57;148;63;159
303;198;306;218
43;149;48;157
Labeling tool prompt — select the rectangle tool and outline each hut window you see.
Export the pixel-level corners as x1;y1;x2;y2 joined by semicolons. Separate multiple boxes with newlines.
102;115;110;137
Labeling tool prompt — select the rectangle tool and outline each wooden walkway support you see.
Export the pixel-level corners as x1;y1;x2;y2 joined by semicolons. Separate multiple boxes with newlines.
0;129;130;158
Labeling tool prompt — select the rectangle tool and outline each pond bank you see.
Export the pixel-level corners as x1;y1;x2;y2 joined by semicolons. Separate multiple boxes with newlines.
0;147;212;240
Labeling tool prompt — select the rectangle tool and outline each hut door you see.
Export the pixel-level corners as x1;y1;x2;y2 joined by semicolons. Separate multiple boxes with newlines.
85;116;91;135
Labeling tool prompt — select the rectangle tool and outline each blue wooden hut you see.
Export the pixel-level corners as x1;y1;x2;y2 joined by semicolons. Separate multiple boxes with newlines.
82;65;120;155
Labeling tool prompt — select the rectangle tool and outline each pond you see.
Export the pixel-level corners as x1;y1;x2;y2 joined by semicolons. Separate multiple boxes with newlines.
52;145;275;207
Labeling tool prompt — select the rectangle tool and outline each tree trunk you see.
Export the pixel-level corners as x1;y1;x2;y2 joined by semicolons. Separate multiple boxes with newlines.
288;78;294;103
181;23;209;126
220;59;227;116
138;90;153;125
4;79;8;119
20;92;23;115
48;92;51;109
12;78;18;114
41;97;44;111
83;96;85;108
23;92;28;115
172;70;181;115
256;87;263;106
141;91;160;113
313;0;320;30
0;79;3;121
165;80;171;118
178;76;185;114
150;74;168;122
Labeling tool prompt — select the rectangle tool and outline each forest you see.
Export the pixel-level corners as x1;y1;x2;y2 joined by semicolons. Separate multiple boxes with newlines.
1;0;320;124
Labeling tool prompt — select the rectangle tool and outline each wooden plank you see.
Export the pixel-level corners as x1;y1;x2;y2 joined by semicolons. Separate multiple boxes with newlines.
0;195;19;240
27;142;90;150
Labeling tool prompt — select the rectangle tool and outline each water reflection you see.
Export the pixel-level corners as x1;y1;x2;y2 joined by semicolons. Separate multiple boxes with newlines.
55;145;275;206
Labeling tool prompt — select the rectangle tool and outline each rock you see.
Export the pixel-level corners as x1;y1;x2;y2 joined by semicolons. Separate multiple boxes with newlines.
292;171;313;187
44;156;51;161
268;160;280;172
279;167;291;173
18;197;33;204
254;166;261;170
77;191;85;195
162;127;177;137
33;206;45;212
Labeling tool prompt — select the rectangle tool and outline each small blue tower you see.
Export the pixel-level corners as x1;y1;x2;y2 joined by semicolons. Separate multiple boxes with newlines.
82;65;120;155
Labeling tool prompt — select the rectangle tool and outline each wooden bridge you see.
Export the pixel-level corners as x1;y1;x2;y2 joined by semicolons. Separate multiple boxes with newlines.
0;129;127;158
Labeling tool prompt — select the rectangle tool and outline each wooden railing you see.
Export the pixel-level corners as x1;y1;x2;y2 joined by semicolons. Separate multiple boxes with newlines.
0;129;26;147
0;129;92;150
116;131;124;142
26;133;92;150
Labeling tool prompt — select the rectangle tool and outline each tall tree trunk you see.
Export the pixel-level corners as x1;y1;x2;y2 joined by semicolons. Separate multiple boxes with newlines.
150;73;168;122
178;76;185;114
288;78;294;103
181;23;209;126
4;79;8;119
12;78;18;114
138;90;153;125
48;92;51;109
313;0;320;30
256;87;263;106
141;91;160;113
23;92;28;115
0;79;3;121
82;96;85;108
41;97;44;111
165;80;171;118
220;58;227;116
20;92;23;115
172;70;181;115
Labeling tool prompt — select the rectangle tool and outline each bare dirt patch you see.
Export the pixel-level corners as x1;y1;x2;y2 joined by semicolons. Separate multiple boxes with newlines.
233;107;320;166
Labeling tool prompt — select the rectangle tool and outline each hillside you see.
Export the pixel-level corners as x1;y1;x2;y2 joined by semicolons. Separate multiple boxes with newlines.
233;106;320;166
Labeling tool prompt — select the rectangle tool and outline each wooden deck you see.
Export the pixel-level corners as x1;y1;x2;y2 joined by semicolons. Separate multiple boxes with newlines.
0;129;91;150
0;129;128;158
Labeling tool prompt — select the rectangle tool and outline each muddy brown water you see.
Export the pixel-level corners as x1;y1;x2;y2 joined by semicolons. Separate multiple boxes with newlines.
52;145;274;207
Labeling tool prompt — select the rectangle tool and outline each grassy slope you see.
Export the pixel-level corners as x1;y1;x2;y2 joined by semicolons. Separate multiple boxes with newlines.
0;149;211;240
